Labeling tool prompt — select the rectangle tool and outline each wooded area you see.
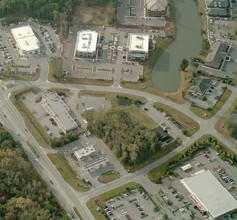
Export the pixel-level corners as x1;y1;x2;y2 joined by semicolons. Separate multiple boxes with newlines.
0;126;68;219
0;0;77;20
86;109;161;165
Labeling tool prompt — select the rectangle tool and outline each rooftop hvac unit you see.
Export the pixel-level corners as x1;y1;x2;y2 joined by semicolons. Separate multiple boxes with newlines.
136;36;144;40
136;45;142;48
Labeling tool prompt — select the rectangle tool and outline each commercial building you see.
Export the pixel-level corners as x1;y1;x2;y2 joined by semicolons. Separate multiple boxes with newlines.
206;0;229;8
145;0;168;17
204;42;230;69
205;8;228;16
74;30;98;59
181;170;237;219
41;93;77;134
188;78;213;97
127;34;149;61
74;145;98;161
153;126;172;142
11;25;40;56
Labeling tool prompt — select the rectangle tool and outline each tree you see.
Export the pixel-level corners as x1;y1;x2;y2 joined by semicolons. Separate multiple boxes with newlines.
180;58;189;71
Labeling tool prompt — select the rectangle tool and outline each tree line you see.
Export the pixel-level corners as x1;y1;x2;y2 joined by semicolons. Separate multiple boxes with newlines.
86;108;161;165
0;126;69;219
0;0;77;21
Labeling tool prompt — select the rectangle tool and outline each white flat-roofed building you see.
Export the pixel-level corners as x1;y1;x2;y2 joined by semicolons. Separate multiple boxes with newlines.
181;164;192;172
41;93;77;134
127;34;149;61
74;30;98;59
145;0;168;17
11;25;40;56
181;169;237;219
74;145;97;161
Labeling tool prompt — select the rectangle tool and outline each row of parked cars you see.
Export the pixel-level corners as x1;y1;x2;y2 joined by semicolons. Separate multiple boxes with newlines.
218;169;235;185
40;27;57;53
157;108;182;130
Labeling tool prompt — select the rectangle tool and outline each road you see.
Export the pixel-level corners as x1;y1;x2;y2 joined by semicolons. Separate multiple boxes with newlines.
2;78;237;220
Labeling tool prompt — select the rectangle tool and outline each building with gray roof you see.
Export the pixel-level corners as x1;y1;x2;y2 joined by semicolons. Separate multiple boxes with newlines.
189;78;212;97
41;92;77;134
206;0;229;8
181;169;237;219
204;42;230;70
205;7;228;16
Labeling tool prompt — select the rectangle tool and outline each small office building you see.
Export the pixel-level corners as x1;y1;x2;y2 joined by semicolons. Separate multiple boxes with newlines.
11;25;40;56
74;30;98;59
127;33;149;61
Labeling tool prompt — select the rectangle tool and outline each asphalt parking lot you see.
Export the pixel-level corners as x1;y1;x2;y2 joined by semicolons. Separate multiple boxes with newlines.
117;0;166;27
208;17;237;45
64;26;148;83
0;21;62;78
156;146;237;219
189;79;225;109
104;189;158;220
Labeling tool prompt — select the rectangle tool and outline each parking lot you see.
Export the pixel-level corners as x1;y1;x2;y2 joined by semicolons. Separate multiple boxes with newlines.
117;0;166;27
156;146;237;219
104;189;159;220
208;17;237;45
189;79;225;109
0;20;62;78
64;26;152;84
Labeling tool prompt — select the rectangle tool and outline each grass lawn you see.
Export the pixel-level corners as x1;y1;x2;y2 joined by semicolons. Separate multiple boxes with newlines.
87;182;141;220
215;117;232;140
228;97;237;113
125;139;182;172
98;170;120;183
78;90;156;129
153;102;200;136
48;153;90;192
190;89;232;119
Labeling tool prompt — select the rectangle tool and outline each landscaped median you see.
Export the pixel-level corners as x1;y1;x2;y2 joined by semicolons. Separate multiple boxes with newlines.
190;89;232;119
48;153;91;192
148;135;237;184
153;102;200;136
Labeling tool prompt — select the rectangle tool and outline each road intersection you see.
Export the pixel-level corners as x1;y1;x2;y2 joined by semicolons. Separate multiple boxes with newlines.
1;76;237;219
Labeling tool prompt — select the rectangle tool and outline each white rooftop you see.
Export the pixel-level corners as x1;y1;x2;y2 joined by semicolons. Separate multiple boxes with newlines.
76;30;98;53
181;170;237;219
128;34;149;53
74;145;96;160
41;93;77;132
11;25;39;52
145;0;168;12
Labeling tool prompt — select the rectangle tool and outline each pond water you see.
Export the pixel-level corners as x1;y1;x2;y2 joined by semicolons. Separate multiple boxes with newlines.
151;0;202;92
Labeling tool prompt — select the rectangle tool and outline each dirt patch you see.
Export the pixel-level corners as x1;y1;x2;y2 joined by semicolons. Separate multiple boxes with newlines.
72;0;116;26
98;171;120;183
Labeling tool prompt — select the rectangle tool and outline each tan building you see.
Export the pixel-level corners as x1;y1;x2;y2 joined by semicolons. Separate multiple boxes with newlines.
145;0;168;17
